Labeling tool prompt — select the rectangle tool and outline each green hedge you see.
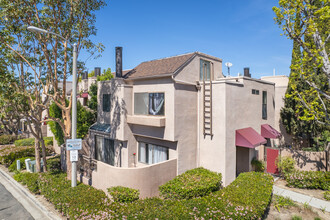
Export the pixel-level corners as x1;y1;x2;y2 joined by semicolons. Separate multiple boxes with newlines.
14;137;53;147
0;144;53;167
0;135;17;145
285;171;330;190
8;156;35;172
159;167;222;200
108;186;140;203
13;171;273;220
0;146;35;166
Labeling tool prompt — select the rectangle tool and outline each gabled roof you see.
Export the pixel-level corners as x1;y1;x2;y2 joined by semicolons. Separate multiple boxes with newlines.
124;52;222;79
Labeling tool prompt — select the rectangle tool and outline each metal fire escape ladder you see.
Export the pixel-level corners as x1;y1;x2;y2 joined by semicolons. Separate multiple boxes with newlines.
203;62;213;136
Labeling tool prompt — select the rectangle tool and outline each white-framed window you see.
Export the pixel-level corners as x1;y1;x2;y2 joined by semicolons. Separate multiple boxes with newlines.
95;135;115;165
134;92;165;116
138;142;168;165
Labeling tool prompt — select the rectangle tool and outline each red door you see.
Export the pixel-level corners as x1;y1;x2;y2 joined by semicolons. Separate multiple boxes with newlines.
267;148;279;174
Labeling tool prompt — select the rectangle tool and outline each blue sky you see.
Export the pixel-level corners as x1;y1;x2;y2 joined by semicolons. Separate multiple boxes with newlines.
82;0;292;79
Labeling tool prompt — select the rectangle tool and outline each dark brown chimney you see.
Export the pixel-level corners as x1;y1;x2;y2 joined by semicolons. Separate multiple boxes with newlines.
94;67;101;77
244;67;251;77
116;47;123;78
82;71;88;79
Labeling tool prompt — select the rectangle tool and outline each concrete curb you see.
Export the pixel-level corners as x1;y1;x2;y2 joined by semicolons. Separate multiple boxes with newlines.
0;167;61;220
273;185;330;212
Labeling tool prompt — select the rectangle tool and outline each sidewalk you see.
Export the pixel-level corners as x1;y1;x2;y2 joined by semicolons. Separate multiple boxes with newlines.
0;166;61;220
273;185;330;212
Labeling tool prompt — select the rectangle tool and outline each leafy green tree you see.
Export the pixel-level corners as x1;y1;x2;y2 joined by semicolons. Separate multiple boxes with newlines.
97;68;113;81
48;103;65;146
0;0;106;177
273;0;329;125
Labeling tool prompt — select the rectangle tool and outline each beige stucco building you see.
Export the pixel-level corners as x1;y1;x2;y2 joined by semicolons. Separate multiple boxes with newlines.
82;50;280;197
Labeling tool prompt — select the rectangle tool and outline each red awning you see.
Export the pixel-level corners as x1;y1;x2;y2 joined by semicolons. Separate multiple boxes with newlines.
81;92;88;98
261;124;281;139
236;127;267;148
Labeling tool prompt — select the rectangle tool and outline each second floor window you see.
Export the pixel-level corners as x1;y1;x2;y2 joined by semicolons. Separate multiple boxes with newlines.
262;91;267;119
200;59;211;81
134;92;165;116
103;94;110;112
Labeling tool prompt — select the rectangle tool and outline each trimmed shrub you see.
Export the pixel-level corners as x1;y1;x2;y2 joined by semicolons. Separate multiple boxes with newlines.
324;191;330;201
251;157;265;172
285;171;330;190
276;156;295;175
14;137;53;147
13;170;273;220
0;135;17;145
159;167;222;200
0;144;53;166
108;186;140;203
8;156;35;172
0;146;35;166
46;156;61;173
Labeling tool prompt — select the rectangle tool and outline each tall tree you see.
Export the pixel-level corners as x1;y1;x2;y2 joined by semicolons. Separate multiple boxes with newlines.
0;0;106;177
273;0;330;125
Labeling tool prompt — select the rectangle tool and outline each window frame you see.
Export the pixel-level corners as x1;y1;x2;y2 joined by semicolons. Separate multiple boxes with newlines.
102;94;111;112
94;135;115;166
134;92;165;116
200;59;211;81
138;142;169;165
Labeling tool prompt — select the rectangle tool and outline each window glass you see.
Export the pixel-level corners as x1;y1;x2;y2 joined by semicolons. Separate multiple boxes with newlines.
95;136;115;166
149;93;165;115
134;93;149;115
134;93;164;116
138;142;168;165
262;91;267;119
103;94;110;112
200;59;211;81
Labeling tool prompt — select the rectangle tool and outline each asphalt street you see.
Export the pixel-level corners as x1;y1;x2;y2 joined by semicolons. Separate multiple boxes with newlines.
0;182;34;220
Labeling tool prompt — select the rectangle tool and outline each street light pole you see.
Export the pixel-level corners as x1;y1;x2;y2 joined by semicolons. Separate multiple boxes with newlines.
71;43;78;187
27;26;78;187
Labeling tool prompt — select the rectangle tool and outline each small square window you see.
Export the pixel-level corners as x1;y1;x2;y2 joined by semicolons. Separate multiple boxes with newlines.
256;90;259;95
252;89;256;94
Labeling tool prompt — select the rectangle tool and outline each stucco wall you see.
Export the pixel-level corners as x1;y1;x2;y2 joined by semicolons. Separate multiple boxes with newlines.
129;78;175;141
280;149;327;171
92;158;177;198
175;55;223;83
261;76;291;146
174;83;198;174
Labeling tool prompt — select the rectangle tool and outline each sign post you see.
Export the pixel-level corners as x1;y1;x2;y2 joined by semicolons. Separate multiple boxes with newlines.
66;138;82;187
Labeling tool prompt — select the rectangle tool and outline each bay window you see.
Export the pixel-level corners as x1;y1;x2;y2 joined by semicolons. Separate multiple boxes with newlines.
138;142;168;164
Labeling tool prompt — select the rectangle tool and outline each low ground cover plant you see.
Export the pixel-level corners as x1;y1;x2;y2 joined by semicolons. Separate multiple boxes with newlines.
159;167;222;199
14;137;53;147
108;186;140;203
285;171;330;190
0;134;17;145
14;170;273;220
273;195;296;212
324;191;330;201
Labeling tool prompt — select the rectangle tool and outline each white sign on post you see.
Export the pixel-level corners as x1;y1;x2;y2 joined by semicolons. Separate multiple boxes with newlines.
70;150;78;162
66;139;82;151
